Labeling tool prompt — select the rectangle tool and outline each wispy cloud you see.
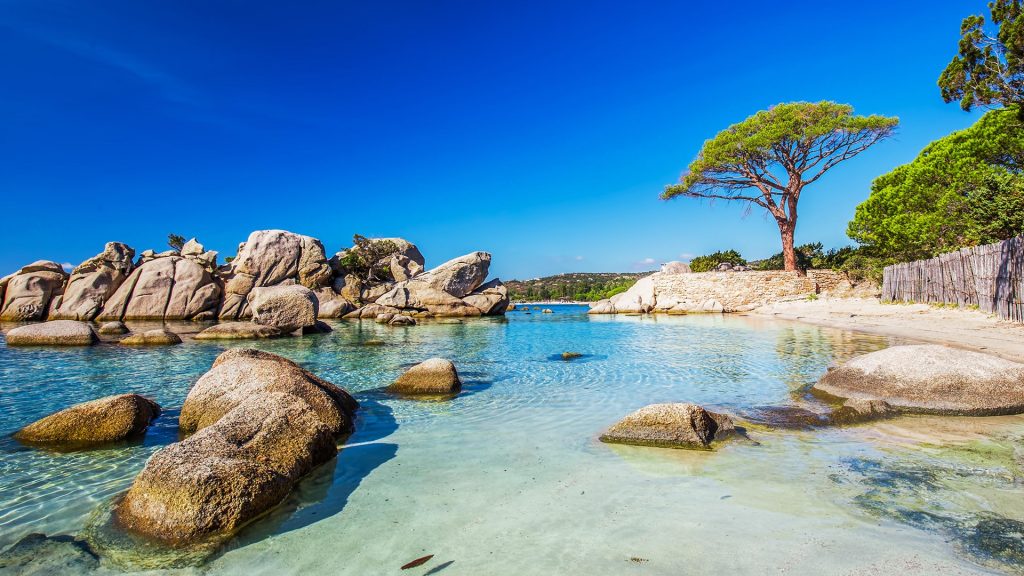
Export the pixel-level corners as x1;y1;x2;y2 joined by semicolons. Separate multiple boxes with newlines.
574;255;584;261
630;257;658;271
678;252;696;261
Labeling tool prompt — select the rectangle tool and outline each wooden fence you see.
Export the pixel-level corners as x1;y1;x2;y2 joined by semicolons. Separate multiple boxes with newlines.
882;235;1024;322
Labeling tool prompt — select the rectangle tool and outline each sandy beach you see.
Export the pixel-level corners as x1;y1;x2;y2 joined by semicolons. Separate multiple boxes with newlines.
751;297;1024;362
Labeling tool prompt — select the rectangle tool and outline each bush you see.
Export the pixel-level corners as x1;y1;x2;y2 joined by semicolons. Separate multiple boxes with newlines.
340;235;400;282
690;250;746;272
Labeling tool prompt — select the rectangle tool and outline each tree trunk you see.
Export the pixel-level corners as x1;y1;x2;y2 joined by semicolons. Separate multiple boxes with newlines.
778;220;799;273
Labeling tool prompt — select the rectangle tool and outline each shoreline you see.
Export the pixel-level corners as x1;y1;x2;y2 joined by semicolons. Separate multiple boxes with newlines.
749;297;1024;363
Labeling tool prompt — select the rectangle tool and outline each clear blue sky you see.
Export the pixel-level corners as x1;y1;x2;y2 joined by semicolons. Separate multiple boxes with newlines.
0;1;984;280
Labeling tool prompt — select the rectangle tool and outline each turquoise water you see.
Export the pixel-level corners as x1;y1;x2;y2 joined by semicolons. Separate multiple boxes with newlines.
2;305;1024;574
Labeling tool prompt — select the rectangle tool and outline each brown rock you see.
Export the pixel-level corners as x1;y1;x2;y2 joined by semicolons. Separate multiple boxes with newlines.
193;322;283;340
120;329;182;346
14;394;160;447
388;358;461;395
6;320;98;346
599;403;735;450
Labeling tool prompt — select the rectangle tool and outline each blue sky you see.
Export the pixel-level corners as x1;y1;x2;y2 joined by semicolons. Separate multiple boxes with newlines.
0;1;984;280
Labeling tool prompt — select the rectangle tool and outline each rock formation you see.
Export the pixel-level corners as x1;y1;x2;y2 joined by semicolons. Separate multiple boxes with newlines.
599;403;735;450
97;255;221;321
50;242;135;321
0;261;68;321
119;329;183;346
194;322;282;340
14;394;160;447
114;349;357;545
814;344;1024;416
249;284;319;333
219;230;331;320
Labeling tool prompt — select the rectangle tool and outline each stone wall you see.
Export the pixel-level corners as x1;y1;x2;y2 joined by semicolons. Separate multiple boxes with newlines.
652;270;816;312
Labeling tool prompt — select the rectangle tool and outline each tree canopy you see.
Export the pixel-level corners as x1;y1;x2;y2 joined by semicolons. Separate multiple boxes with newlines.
939;0;1024;115
847;107;1024;261
663;101;897;271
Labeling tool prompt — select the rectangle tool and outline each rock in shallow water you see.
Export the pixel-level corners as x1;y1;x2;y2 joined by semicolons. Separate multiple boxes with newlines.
98;321;129;335
193;322;283;340
119;328;182;346
14;394;160;448
0;533;99;574
5;320;98;346
113;349;357;546
388;358;462;395
248;284;319;333
600;403;735;450
814;344;1024;415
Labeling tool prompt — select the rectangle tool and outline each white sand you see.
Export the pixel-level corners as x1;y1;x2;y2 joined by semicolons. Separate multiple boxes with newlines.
751;297;1024;362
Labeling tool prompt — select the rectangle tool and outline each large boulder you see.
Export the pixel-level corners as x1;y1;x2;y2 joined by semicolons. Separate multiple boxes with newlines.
375;282;483;317
343;303;403;319
96;256;221;321
179;348;357;435
315;288;355;318
417;252;490;298
599;403;735;450
462;279;510;315
115;393;336;545
0;261;68;321
119;328;182;346
389;254;424;282
14;394;160;447
179;238;218;271
248;285;318;333
388;358;462;395
50;243;135;321
608;274;656;313
220;230;332;320
5;320;98;346
193;322;283;340
814;344;1024;416
114;350;357;545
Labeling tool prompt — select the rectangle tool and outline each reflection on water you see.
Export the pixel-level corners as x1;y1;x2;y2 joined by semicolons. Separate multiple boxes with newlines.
0;306;1020;574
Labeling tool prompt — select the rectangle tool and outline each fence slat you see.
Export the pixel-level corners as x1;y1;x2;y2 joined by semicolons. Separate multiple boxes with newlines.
881;235;1024;322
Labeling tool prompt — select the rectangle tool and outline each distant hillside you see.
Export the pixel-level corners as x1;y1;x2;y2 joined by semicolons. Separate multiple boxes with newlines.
505;272;647;302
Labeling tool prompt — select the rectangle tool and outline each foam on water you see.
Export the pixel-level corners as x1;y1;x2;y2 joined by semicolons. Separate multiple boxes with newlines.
0;305;1021;574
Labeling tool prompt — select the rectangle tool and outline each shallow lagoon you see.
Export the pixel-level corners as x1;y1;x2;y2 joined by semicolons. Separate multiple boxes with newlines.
2;305;1023;574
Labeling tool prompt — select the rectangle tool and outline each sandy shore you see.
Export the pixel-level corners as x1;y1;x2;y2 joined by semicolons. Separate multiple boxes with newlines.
750;297;1024;362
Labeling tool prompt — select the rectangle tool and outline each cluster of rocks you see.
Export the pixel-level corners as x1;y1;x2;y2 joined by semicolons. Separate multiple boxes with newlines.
0;231;509;330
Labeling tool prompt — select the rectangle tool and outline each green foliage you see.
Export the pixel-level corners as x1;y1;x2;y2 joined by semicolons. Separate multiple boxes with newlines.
341;234;400;282
662;101;897;271
848;108;1024;261
939;0;1024;114
167;234;186;251
689;250;746;272
505;273;645;302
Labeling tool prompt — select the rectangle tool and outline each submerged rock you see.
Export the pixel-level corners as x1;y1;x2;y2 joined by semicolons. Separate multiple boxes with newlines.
193;322;283;340
388;358;462;395
829;398;896;425
14;394;160;447
5;320;98;346
815;344;1024;415
389;314;416;326
0;533;99;574
249;284;319;333
114;349;357;546
600;403;735;450
561;352;583;360
119;329;182;346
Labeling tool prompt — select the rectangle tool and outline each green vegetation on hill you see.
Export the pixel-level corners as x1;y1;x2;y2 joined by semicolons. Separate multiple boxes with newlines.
505;273;646;302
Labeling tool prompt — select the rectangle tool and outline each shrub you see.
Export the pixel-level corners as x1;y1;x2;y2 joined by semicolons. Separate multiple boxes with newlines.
689;250;746;272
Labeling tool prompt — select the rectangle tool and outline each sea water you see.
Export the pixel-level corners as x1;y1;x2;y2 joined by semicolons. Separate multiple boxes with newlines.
1;305;1023;575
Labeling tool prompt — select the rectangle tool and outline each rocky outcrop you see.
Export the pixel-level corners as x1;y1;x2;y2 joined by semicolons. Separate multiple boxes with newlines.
463;279;510;315
249;285;318;333
0;261;68;321
220;230;332;320
374;281;483;317
179;238;218;271
814;344;1024;416
14;394;160;447
599;403;735;450
114;349;357;545
5;320;98;346
50;243;135;321
193;322;282;340
315;288;355;318
417;252;490;298
329;238;425;281
120;329;182;346
389;254;423;282
96;256;221;321
388;358;462;395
